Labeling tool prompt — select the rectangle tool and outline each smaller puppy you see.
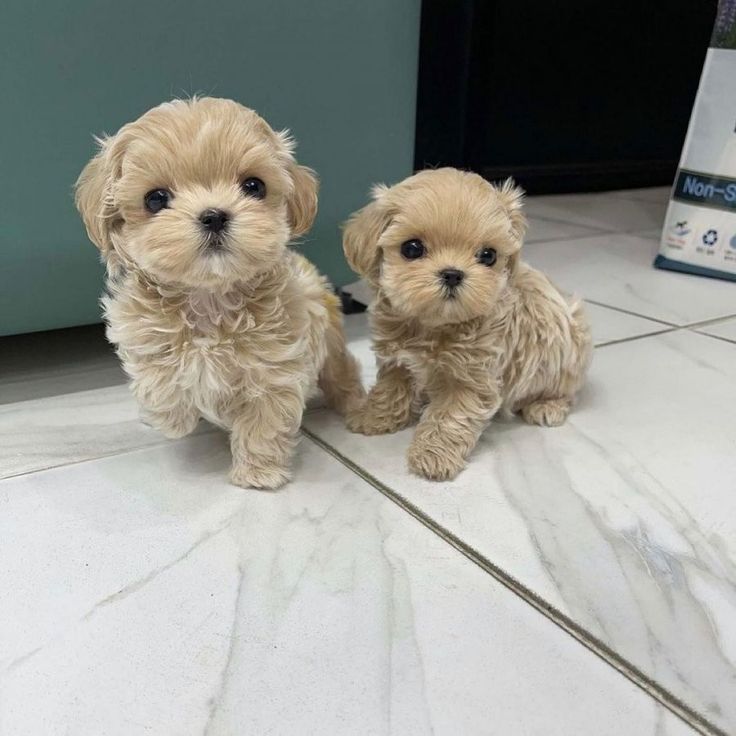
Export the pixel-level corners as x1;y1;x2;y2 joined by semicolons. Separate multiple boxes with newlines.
76;97;364;489
343;168;592;481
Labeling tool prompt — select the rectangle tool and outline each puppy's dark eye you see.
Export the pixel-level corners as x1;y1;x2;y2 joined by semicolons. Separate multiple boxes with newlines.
477;247;497;267
241;177;267;199
144;189;172;214
401;239;425;260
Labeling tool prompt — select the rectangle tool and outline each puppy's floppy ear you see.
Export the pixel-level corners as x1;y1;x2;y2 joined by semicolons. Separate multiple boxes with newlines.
287;163;319;237
496;178;527;243
342;184;392;285
287;164;319;235
276;130;319;237
506;251;521;281
74;133;127;258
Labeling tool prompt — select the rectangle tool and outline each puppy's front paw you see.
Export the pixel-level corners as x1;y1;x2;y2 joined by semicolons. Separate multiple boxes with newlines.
143;409;199;439
520;398;571;427
230;462;291;491
406;441;465;481
346;406;412;436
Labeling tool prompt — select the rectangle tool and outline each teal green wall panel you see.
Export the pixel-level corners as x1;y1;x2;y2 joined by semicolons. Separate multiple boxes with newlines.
0;0;419;336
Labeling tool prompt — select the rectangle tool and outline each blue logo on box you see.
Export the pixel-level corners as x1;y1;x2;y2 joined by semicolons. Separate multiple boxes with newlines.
730;234;736;250
702;229;718;246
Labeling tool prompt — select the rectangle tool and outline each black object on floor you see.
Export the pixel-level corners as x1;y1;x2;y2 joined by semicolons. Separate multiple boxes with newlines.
337;288;368;315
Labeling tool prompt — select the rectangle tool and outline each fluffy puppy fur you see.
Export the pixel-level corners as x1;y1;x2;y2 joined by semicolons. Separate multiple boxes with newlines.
343;167;592;481
76;97;363;489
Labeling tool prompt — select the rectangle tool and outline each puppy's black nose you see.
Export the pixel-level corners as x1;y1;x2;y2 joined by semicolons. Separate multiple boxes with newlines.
199;208;229;233
440;268;465;288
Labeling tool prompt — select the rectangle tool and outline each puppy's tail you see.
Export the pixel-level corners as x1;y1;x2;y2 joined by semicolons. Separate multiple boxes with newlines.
319;293;366;416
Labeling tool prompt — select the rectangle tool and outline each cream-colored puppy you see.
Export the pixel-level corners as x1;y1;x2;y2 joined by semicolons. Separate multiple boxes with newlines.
76;97;363;489
343;168;592;481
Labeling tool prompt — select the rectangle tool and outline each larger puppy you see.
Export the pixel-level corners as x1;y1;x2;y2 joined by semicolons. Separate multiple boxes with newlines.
76;97;363;489
344;168;591;481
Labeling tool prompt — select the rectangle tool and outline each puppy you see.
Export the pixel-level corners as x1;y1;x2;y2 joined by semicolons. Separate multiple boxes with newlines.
75;97;364;489
343;168;592;481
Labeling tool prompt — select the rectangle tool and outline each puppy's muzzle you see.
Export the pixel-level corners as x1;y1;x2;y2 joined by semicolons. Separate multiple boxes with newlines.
439;268;464;297
199;208;231;252
199;208;230;234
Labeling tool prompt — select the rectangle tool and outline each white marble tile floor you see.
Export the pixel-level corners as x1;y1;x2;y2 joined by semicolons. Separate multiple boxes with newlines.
1;186;732;736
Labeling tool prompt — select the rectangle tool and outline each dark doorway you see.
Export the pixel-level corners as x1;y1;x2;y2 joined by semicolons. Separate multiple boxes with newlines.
415;0;717;193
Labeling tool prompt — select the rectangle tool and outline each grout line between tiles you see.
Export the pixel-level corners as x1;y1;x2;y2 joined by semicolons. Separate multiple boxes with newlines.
0;442;174;482
0;364;120;388
610;192;672;205
0;427;220;482
579;301;736;348
689;330;736;346
595;327;678;349
681;313;736;330
301;427;723;736
525;222;613;244
685;319;736;346
525;213;662;238
582;299;677;327
525;213;618;234
0;378;129;408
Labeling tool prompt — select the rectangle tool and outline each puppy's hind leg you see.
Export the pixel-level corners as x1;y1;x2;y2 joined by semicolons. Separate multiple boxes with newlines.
318;300;366;417
519;299;591;429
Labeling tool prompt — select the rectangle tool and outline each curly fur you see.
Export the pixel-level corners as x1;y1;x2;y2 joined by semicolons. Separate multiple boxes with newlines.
75;97;363;489
343;168;592;481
